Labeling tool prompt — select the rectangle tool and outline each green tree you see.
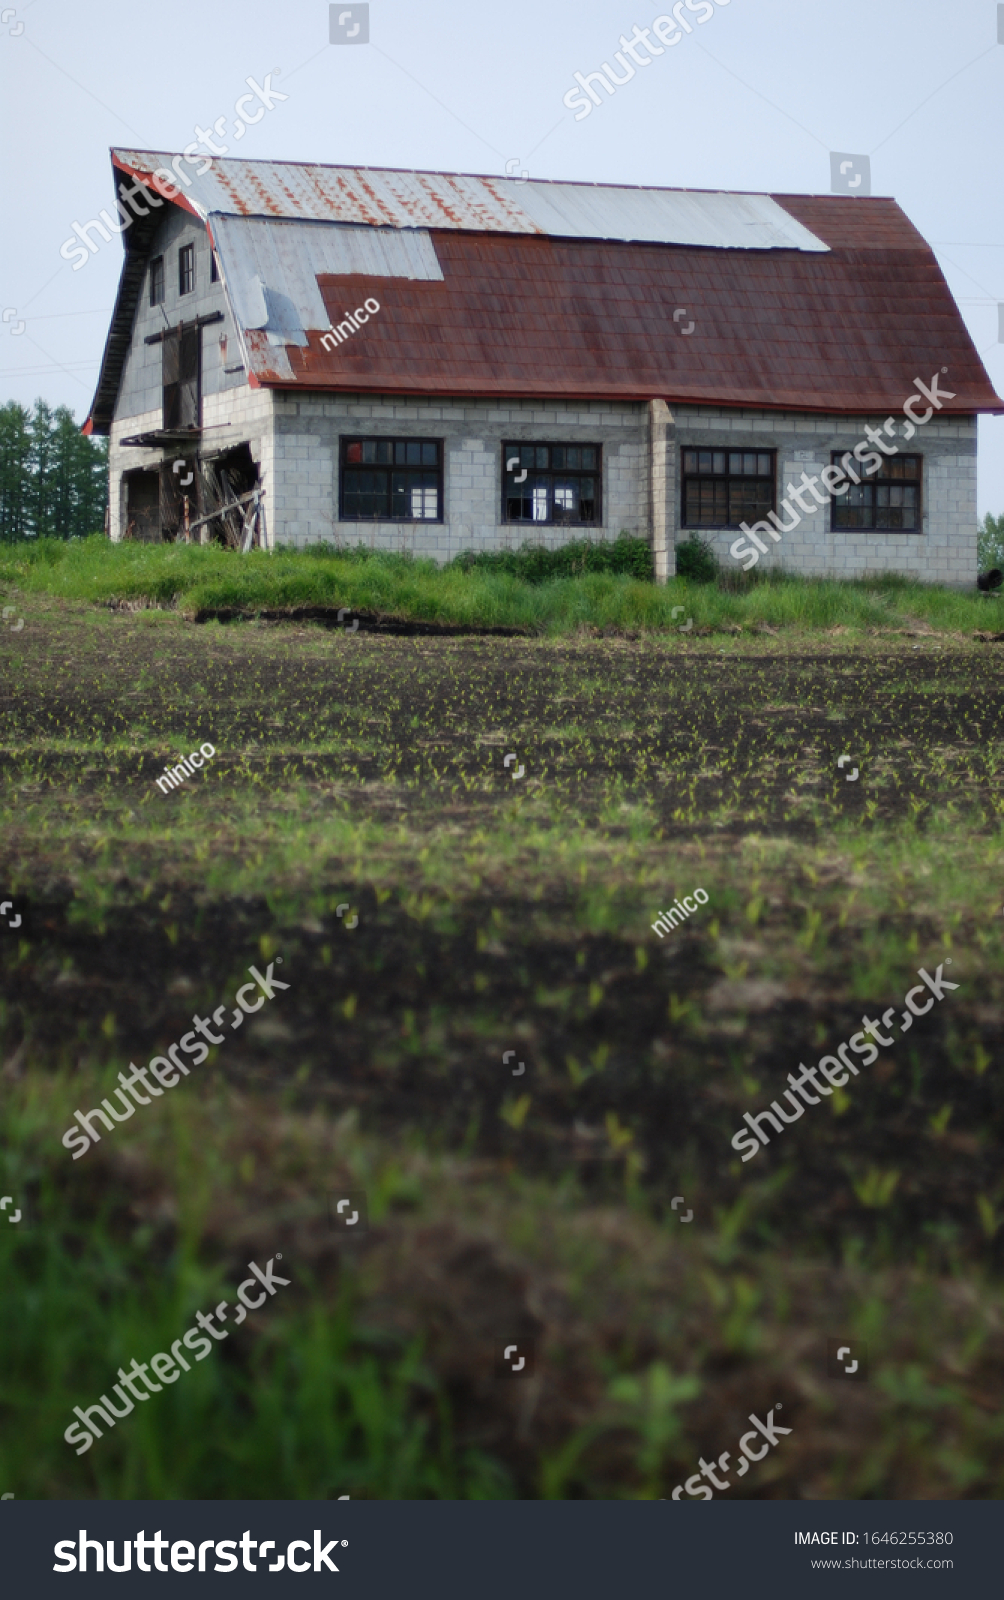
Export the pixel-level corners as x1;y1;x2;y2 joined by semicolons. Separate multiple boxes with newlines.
0;401;32;542
42;404;108;539
0;398;107;542
27;398;58;537
978;512;1004;573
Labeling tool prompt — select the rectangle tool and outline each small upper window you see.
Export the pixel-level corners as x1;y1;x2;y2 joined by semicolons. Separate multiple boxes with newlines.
149;256;164;307
210;251;219;284
179;243;195;296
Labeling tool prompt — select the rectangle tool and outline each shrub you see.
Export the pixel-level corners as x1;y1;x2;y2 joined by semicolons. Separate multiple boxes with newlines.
675;535;718;584
448;533;652;585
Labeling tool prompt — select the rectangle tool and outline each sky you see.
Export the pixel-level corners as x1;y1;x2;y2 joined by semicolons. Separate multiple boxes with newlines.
2;0;1003;514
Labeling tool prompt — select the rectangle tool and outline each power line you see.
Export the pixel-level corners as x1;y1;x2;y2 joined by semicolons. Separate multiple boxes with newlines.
370;44;508;162
869;44;997;156
23;36;142;138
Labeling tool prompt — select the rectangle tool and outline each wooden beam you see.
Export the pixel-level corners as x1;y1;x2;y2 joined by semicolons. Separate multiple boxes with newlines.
186;486;261;533
144;310;224;346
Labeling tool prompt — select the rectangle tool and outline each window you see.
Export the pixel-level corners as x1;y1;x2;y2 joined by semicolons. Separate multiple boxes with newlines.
179;243;195;296
340;438;442;521
149;256;164;307
831;453;921;532
503;443;600;525
162;325;201;429
210;251;219;284
681;449;775;529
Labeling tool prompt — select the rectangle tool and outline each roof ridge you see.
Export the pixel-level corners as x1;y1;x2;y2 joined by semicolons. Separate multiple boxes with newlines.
109;149;886;202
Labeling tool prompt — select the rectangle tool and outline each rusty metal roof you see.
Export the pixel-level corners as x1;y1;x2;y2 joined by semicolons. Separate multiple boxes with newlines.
261;218;1004;414
111;151;830;251
87;159;1004;429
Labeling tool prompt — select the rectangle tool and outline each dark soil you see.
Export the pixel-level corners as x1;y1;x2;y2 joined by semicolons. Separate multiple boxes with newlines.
4;609;1002;828
7;879;1001;1272
3;605;1003;1499
3;616;1003;1266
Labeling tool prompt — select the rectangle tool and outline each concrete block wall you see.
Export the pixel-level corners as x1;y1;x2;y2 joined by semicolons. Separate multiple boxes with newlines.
108;385;273;542
270;393;649;557
107;376;980;582
204;384;277;544
673;405;978;585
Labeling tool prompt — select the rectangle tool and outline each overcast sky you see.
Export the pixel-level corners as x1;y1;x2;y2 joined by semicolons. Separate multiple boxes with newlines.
2;0;1003;514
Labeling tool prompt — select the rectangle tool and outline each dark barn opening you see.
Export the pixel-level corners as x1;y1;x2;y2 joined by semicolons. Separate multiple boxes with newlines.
197;443;261;547
162;324;201;431
159;456;199;542
123;468;162;542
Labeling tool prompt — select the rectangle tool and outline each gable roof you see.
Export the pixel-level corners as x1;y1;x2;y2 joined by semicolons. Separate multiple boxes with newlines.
86;152;1004;431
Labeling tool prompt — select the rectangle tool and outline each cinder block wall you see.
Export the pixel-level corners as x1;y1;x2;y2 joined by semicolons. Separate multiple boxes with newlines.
108;386;273;542
108;368;980;582
673;405;978;586
270;393;649;557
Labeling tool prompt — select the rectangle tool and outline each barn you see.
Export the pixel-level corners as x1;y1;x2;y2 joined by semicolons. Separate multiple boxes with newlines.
84;150;1004;583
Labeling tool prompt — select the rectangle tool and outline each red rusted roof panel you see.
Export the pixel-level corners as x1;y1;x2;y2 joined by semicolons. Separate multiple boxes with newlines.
770;194;932;251
249;226;1002;414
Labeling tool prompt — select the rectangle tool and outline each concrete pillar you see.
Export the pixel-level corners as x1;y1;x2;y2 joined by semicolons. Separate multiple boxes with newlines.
649;399;675;583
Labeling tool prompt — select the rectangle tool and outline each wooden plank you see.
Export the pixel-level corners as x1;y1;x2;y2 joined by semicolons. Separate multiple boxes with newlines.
187;487;258;532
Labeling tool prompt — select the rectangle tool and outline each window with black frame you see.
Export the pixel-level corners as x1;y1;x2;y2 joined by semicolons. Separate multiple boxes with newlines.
681;449;775;529
149;256;164;307
831;453;921;531
178;244;195;296
340;438;442;521
503;443;600;526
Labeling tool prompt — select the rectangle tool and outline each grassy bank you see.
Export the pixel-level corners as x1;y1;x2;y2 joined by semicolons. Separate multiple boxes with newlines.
1;534;1001;637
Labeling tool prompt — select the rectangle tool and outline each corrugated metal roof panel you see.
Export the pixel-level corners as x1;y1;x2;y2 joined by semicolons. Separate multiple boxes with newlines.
500;182;829;251
113;152;547;231
112;151;829;251
244;328;295;381
211;215;443;343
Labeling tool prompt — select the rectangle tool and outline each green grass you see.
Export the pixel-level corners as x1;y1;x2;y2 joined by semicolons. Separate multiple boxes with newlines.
450;532;654;582
1;534;1000;637
0;1084;510;1499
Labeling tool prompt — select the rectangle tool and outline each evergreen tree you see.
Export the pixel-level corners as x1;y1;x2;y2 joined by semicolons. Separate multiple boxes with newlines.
27;399;57;536
0;401;32;542
0;398;107;541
